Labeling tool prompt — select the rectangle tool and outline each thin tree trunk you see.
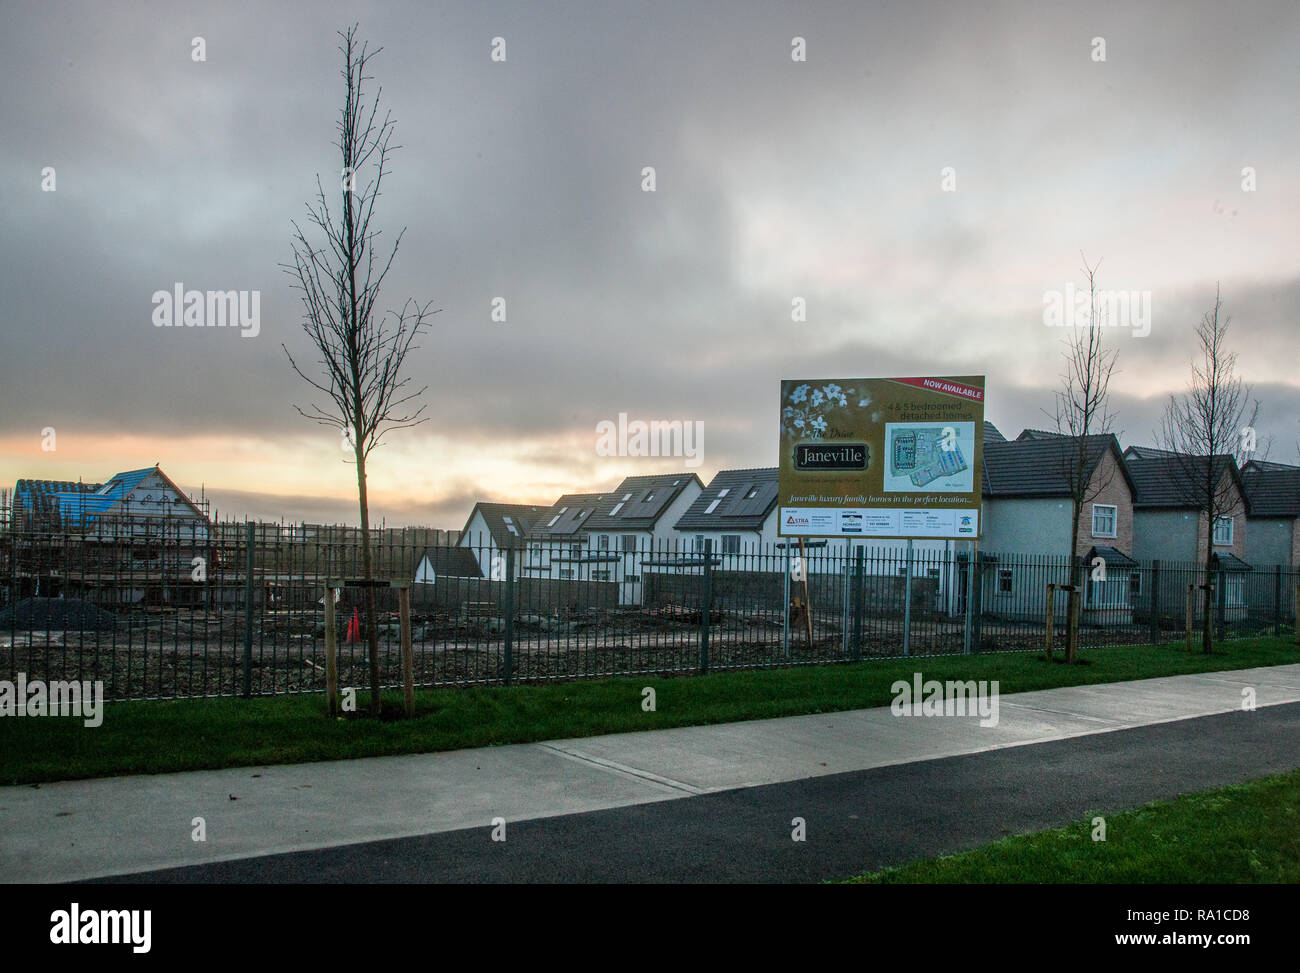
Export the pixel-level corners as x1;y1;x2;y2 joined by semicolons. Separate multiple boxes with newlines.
1067;505;1081;664
1068;556;1082;664
356;450;381;714
1202;554;1215;655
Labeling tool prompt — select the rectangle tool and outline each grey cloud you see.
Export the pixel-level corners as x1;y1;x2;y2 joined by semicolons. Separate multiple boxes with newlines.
2;0;1298;526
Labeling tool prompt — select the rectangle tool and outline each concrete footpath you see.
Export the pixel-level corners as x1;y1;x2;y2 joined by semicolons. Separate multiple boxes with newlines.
3;664;1300;883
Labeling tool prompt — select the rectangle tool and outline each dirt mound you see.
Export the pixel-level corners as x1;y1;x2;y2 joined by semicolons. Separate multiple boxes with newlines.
0;597;119;632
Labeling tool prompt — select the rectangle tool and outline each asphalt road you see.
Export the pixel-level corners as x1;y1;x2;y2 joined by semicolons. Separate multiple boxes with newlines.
98;701;1300;883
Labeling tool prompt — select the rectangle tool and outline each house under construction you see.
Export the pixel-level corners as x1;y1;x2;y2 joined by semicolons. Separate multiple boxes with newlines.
6;465;213;605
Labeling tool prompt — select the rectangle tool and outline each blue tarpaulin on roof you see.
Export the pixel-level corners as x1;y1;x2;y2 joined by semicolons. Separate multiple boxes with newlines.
16;467;162;524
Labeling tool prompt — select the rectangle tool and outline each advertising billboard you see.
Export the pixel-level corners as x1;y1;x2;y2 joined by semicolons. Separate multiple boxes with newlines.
777;376;985;539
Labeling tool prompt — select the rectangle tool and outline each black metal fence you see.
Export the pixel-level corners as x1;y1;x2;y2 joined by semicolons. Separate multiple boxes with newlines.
1;516;1296;701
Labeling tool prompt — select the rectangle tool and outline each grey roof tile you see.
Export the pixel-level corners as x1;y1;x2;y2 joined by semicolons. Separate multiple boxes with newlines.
1212;552;1252;571
1126;454;1243;509
675;468;779;531
1124;444;1180;461
527;493;608;538
461;502;548;548
584;473;702;531
982;434;1129;498
417;545;484;579
1088;545;1137;567
1242;467;1300;518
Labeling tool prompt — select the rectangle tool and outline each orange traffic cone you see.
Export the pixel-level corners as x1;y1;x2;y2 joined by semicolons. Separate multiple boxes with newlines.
346;607;360;643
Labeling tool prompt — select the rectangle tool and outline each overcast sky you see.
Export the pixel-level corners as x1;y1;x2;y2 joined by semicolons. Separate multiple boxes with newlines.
2;0;1297;528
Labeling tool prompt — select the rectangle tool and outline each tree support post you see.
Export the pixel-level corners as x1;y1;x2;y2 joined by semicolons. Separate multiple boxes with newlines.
1044;584;1056;661
397;583;414;718
242;520;254;698
698;539;712;674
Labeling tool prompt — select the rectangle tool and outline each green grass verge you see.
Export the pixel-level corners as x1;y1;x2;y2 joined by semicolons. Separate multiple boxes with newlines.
840;766;1300;883
2;636;1298;785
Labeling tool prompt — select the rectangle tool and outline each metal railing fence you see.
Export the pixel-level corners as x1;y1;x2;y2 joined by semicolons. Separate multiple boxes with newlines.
1;515;1295;701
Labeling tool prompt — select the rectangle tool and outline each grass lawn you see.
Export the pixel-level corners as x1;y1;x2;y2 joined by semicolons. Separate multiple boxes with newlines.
841;766;1300;883
2;635;1298;785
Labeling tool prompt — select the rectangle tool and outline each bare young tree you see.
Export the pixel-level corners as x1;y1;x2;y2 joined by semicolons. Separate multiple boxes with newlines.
1156;284;1258;655
282;25;437;715
1048;253;1120;663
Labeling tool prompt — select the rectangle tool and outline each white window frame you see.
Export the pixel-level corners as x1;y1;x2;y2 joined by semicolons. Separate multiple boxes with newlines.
721;534;741;555
1213;515;1234;546
997;568;1013;595
1091;503;1117;538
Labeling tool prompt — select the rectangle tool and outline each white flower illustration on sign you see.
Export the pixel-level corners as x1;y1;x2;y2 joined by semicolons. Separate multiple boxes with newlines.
781;382;862;440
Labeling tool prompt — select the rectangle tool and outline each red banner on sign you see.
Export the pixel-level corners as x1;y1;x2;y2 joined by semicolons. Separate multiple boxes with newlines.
889;376;985;402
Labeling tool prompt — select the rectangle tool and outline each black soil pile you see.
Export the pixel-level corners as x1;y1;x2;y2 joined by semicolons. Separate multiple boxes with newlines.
0;597;119;632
